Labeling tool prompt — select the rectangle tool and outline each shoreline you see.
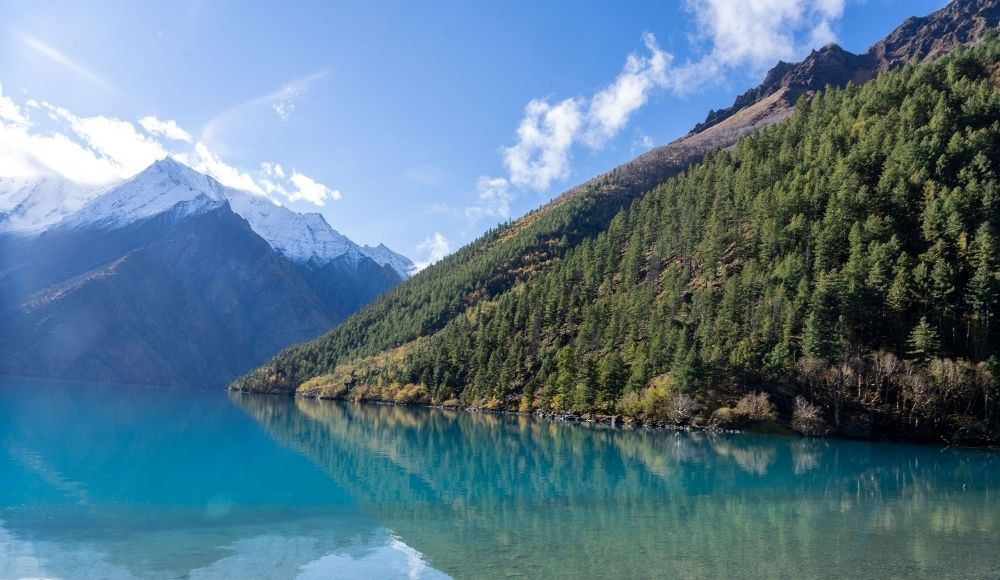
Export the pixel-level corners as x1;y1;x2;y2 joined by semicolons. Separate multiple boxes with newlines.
228;387;1000;451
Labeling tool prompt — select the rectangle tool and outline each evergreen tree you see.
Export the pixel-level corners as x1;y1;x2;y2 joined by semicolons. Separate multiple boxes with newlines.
907;317;940;364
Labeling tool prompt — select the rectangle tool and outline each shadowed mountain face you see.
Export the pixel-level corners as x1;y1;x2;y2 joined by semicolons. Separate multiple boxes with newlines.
296;257;406;325
0;207;344;387
0;162;407;388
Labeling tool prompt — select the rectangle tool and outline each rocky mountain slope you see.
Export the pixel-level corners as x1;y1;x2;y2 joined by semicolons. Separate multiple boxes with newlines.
691;0;999;135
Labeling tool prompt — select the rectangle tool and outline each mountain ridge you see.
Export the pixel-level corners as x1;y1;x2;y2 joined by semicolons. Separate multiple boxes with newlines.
691;0;999;134
231;2;1000;444
40;157;414;279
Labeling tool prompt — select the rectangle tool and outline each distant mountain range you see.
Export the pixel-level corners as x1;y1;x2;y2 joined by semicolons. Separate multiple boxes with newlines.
0;158;413;387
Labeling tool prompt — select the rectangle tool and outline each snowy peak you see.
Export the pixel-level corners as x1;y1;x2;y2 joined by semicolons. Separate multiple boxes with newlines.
58;157;228;231
360;243;416;278
0;175;104;234
223;197;355;267
7;158;414;278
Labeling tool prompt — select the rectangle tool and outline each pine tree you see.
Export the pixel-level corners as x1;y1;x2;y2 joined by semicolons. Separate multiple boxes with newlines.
907;316;940;364
598;351;627;403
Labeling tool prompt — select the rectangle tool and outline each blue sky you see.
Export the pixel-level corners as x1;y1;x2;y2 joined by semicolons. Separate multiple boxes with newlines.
0;0;947;264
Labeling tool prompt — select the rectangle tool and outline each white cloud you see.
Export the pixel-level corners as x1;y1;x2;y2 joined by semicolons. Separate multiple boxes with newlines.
182;142;265;195
0;92;158;184
259;163;345;208
46;104;169;177
584;33;671;148
413;232;451;271
260;162;285;179
502;97;582;192
499;34;670;194
632;130;656;152
139;116;193;142
808;19;838;49
268;71;328;122
286;171;341;206
0;84;30;127
466;176;513;220
0;119;122;184
0;88;343;207
684;0;846;71
273;101;294;121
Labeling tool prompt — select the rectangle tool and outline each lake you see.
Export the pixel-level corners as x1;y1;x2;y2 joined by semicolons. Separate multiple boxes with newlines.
1;377;998;579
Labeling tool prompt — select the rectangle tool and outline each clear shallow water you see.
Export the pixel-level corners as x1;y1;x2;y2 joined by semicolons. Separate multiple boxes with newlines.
1;378;998;579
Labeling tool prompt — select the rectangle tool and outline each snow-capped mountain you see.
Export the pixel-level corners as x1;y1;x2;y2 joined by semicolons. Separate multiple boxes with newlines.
47;158;413;278
0;158;412;388
0;175;106;234
360;243;417;279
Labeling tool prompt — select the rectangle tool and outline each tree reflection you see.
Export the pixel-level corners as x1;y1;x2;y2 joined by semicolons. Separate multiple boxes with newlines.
232;394;1000;579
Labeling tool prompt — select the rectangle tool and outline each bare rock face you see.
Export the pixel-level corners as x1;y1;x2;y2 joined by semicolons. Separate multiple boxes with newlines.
692;44;870;134
869;0;1000;72
692;0;999;135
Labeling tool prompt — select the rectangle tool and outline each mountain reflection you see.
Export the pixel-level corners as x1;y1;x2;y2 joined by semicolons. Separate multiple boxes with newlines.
0;379;447;579
232;394;1000;579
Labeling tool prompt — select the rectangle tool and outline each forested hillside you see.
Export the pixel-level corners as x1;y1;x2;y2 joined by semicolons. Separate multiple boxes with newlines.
235;36;1000;443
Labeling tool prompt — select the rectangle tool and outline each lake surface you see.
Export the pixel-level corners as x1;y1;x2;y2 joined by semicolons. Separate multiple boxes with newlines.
1;378;998;579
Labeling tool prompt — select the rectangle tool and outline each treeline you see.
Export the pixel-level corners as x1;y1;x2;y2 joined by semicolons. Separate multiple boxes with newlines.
239;36;1000;443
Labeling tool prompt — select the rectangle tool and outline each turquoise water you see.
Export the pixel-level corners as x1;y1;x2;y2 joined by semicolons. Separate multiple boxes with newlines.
1;378;998;579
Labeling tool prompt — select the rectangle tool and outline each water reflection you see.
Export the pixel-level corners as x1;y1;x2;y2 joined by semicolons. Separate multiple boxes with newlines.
0;379;447;579
1;378;997;579
232;394;1000;579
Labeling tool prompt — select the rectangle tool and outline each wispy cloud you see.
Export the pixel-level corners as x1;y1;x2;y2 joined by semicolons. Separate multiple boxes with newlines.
405;164;446;186
267;70;329;122
503;97;583;192
139;116;193;143
0;86;343;206
413;232;451;271
201;69;330;147
466;176;514;220
19;33;117;92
